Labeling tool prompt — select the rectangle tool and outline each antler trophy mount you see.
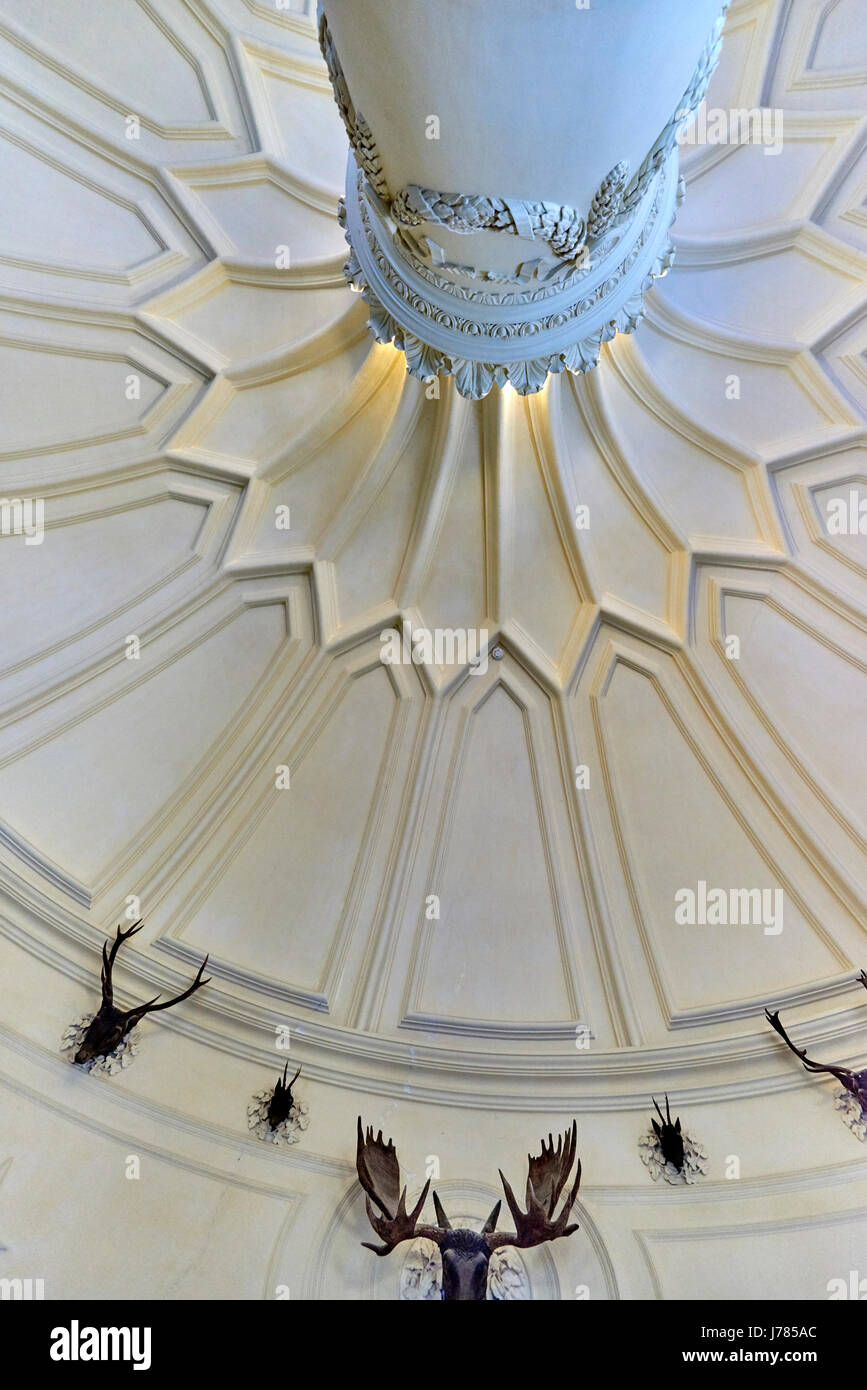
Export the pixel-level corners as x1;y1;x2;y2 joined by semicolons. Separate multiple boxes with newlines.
356;1118;582;1301
63;921;210;1072
248;1062;310;1146
639;1095;709;1185
766;974;867;1139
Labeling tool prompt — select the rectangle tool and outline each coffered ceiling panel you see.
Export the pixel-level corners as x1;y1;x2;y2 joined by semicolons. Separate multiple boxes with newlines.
722;588;867;837
413;681;577;1032
0;494;203;673
598;656;842;1018
0;597;288;887
767;0;867;112
177;651;415;1008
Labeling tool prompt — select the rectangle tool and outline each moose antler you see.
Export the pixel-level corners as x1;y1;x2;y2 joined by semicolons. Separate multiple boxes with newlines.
355;1118;584;1298
356;1118;444;1255
487;1120;581;1251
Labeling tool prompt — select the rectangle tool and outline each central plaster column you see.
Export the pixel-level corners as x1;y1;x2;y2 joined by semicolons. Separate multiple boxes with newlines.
319;0;729;397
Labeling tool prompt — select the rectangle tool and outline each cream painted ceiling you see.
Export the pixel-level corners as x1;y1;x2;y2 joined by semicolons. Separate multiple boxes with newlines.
1;0;867;1301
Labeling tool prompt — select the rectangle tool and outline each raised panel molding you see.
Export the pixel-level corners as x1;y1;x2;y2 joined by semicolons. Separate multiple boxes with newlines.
407;677;582;1036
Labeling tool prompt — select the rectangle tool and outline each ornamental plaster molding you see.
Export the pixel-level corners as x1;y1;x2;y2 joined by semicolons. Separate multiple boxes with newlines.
391;178;606;265
620;5;730;220
6;872;867;1111
387;217;625;306
340;164;682;399
318;11;390;202
247;1088;311;1145
835;1090;867;1142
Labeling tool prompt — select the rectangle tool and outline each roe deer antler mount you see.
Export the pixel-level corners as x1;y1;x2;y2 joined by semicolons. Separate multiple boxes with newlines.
67;921;210;1070
248;1061;310;1145
638;1095;709;1185
356;1117;582;1300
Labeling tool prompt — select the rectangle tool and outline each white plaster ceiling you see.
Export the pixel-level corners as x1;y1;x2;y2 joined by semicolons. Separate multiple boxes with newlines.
1;0;866;1300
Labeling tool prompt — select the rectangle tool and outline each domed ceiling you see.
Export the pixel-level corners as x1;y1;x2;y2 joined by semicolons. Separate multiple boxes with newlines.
1;0;866;1301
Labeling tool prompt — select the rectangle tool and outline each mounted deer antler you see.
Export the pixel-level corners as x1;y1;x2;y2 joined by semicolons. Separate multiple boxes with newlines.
73;922;210;1066
356;1117;581;1299
267;1062;302;1131
765;973;867;1111
650;1095;685;1172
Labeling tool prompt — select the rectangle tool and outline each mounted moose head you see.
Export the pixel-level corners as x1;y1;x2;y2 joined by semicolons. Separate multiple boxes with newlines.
650;1095;685;1173
356;1117;581;1300
267;1062;302;1130
766;973;867;1113
73;921;210;1066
